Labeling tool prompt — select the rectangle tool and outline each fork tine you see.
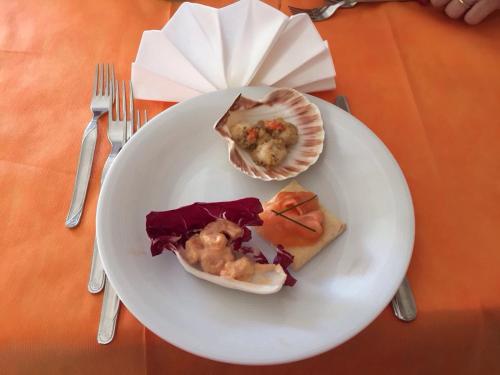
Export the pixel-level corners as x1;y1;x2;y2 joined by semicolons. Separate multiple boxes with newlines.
288;5;327;17
110;64;115;99
289;5;316;15
92;64;98;96
121;80;126;123
136;109;148;130
98;64;104;96
104;64;108;96
106;64;112;96
114;80;119;121
129;81;134;137
288;6;308;14
310;6;326;16
311;6;332;20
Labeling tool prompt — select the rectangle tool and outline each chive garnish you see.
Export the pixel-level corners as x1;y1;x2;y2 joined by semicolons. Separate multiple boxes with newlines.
271;210;317;232
275;194;318;215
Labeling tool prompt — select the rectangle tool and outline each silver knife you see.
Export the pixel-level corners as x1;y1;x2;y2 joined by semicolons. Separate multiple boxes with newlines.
335;95;417;322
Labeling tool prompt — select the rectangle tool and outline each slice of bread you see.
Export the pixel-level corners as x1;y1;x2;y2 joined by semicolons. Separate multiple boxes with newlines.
264;180;346;271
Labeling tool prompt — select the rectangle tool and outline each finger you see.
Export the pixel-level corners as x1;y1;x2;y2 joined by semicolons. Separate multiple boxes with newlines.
431;0;450;7
465;0;500;24
445;0;477;19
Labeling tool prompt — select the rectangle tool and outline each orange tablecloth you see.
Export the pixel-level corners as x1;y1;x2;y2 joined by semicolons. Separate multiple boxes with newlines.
1;0;500;373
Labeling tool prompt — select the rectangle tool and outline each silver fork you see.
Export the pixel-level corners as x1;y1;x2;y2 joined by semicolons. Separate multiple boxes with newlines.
65;64;114;228
98;106;148;345
335;95;417;322
87;79;128;294
289;0;357;21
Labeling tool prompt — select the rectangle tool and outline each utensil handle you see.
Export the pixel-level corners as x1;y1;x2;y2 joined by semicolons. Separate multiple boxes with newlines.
88;151;118;294
335;95;351;113
391;277;417;322
65;118;98;228
100;151;118;184
97;279;120;344
88;239;105;293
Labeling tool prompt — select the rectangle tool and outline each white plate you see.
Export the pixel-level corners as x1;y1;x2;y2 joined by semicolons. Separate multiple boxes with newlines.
97;87;414;365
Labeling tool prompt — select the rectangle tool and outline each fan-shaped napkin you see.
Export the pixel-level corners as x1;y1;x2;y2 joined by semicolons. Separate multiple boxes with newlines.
132;0;336;102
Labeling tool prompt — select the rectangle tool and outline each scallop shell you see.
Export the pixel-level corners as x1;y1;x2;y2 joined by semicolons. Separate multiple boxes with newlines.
214;88;324;181
175;251;287;294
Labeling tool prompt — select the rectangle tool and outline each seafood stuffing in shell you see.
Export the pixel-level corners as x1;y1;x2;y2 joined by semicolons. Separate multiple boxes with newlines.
215;88;324;181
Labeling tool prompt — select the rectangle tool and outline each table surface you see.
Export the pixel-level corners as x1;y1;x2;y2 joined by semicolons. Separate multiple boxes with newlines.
1;0;499;374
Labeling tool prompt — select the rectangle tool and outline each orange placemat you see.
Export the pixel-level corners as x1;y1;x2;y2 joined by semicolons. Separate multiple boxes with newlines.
1;0;499;374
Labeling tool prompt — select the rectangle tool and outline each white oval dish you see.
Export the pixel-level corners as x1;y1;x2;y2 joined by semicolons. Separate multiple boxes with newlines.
214;88;324;181
175;251;287;295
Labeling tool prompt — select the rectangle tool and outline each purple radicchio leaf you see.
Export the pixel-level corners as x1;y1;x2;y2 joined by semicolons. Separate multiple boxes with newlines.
145;198;297;287
238;246;269;265
273;245;297;286
146;198;263;256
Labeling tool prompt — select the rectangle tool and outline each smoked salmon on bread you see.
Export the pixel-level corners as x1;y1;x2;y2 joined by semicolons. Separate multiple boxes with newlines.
257;180;346;271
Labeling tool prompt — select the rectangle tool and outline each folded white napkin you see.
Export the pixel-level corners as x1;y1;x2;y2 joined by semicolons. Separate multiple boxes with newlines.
132;0;336;102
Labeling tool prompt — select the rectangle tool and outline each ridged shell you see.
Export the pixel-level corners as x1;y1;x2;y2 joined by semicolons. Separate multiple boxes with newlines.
214;88;324;181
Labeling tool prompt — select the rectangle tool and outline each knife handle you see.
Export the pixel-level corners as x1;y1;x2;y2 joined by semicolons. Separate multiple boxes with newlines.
391;277;417;322
335;95;351;113
65;118;98;228
97;279;120;344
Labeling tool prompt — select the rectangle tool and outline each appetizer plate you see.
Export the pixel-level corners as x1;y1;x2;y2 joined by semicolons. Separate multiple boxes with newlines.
97;87;414;365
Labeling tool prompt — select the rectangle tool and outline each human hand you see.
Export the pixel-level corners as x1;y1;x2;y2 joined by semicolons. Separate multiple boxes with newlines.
430;0;500;24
